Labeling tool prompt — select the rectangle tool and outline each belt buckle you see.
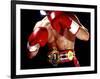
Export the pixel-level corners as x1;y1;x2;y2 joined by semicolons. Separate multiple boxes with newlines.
67;50;74;61
48;50;60;66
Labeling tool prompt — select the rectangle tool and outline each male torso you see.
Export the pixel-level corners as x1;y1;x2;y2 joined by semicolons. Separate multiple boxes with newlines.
34;16;75;50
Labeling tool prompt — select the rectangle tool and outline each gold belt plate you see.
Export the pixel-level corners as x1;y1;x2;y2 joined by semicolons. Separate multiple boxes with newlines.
67;51;74;60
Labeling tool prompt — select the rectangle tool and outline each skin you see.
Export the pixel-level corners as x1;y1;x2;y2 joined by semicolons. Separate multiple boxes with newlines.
28;15;89;59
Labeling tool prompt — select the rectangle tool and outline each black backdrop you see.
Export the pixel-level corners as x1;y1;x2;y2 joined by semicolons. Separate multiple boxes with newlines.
21;9;90;69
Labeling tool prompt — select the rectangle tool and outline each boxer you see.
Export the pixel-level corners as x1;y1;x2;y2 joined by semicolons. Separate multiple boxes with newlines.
27;10;89;67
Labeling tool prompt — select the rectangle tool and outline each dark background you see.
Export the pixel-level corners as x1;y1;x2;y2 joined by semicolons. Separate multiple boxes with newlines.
21;9;90;69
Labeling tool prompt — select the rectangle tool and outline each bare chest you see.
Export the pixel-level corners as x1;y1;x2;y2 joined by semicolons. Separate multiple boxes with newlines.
48;27;75;50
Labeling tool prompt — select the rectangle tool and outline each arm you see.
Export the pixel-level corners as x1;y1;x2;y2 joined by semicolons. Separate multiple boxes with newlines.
69;14;89;41
76;25;89;41
47;11;89;41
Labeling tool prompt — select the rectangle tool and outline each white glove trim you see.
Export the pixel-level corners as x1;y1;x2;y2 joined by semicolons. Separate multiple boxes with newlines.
69;20;80;34
27;43;40;52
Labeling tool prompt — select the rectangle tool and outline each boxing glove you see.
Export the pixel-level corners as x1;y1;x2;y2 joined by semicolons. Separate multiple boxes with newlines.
47;11;80;34
28;27;48;51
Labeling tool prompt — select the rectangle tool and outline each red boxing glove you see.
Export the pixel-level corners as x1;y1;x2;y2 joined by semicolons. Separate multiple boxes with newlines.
28;27;48;47
47;11;72;33
47;11;79;34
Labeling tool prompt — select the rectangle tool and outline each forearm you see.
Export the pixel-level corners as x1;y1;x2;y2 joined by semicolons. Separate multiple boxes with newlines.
76;25;89;41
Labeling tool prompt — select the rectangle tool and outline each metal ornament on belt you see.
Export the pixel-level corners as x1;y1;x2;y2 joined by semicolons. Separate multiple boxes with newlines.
48;50;60;66
67;51;74;60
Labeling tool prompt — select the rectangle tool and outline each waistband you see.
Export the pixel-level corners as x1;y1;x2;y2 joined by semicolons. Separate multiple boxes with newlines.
48;49;75;66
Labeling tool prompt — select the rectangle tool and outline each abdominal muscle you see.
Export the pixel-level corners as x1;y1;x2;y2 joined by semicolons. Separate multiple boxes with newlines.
47;26;75;50
56;36;75;50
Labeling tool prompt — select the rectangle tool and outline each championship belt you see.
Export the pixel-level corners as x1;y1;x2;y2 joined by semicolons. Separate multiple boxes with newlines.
48;49;60;66
48;49;75;66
